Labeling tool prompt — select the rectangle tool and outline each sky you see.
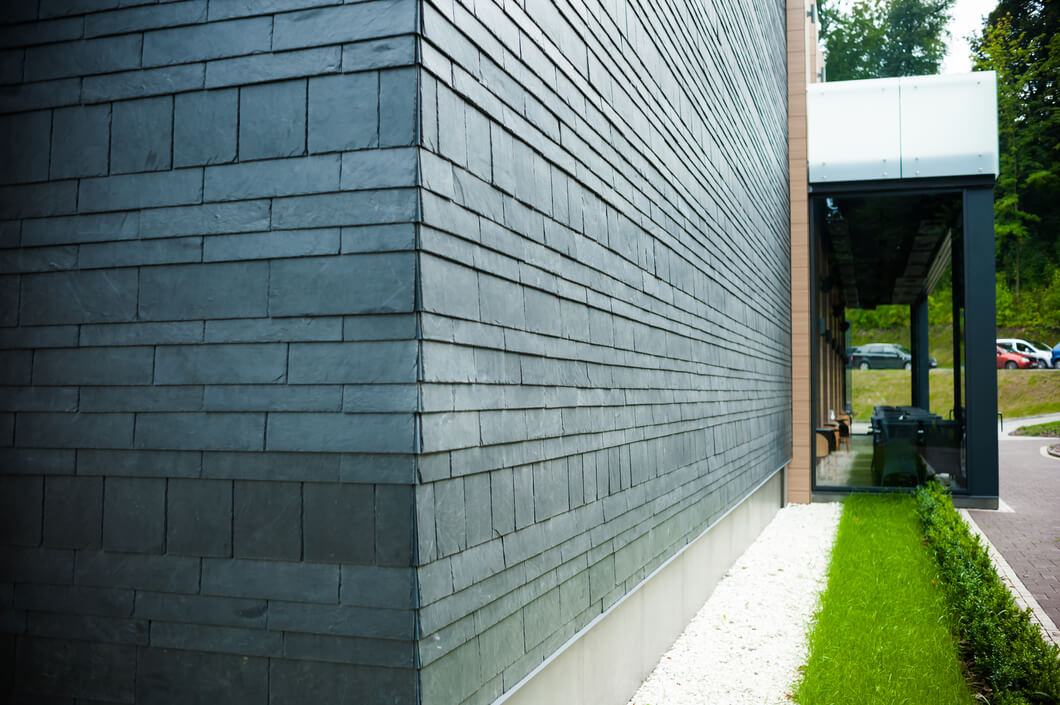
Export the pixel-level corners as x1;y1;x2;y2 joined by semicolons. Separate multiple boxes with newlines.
940;0;999;73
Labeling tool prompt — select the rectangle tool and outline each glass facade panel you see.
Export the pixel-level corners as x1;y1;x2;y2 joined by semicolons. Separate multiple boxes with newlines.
810;187;980;495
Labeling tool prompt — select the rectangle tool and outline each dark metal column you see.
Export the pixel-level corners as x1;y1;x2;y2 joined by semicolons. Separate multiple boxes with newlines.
962;185;999;503
952;269;963;426
911;293;930;410
809;200;820;491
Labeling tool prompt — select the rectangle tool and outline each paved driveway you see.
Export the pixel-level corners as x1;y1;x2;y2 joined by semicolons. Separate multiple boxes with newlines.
969;431;1060;627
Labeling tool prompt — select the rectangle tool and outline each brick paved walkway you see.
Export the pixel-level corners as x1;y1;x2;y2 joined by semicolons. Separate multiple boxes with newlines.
969;437;1060;627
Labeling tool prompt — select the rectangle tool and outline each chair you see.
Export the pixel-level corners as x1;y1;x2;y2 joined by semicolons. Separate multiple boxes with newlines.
833;414;852;451
822;422;845;451
815;430;832;460
815;427;838;454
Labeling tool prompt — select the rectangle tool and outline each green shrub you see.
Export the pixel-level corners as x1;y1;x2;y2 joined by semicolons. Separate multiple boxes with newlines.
915;482;1060;704
994;694;1034;705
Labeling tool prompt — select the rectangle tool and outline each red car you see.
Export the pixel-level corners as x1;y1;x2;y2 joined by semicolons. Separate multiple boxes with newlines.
997;346;1034;369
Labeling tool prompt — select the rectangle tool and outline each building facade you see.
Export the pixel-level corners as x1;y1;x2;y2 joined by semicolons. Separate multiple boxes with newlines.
0;0;796;702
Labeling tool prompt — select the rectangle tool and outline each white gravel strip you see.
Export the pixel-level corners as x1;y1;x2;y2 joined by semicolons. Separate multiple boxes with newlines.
628;502;842;705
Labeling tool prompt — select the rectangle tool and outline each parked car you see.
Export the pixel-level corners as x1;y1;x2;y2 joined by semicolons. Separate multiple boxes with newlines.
849;343;938;370
1052;342;1060;369
996;338;1052;369
997;345;1035;369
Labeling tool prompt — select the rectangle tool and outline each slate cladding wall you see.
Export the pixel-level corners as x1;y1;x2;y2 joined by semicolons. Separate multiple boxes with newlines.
0;0;790;703
413;0;791;702
0;1;421;703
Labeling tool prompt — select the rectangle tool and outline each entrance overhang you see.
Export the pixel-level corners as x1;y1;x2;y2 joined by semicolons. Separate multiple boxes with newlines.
803;73;1000;505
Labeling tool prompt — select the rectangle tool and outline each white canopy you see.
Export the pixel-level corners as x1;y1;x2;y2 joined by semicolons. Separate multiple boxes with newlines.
807;72;999;183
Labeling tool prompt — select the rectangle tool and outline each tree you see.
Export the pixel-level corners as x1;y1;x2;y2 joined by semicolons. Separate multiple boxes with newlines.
818;0;955;81
880;0;955;75
972;2;1060;301
981;14;1039;300
818;0;887;81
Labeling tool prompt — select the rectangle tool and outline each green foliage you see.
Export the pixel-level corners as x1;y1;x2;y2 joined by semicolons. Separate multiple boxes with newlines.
847;269;1060;338
880;0;954;75
928;276;954;324
794;494;975;704
818;0;887;81
915;483;1060;703
996;273;1060;333
847;304;910;330
818;0;954;81
972;3;1060;296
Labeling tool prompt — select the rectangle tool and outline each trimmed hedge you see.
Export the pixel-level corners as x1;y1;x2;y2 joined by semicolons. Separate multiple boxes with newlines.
915;482;1060;704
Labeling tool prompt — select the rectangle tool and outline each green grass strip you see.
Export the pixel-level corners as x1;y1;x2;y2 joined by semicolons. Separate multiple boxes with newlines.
1011;420;1060;437
794;494;976;705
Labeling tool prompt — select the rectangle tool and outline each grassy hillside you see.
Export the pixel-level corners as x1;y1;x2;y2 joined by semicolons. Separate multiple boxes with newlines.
850;369;1060;421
